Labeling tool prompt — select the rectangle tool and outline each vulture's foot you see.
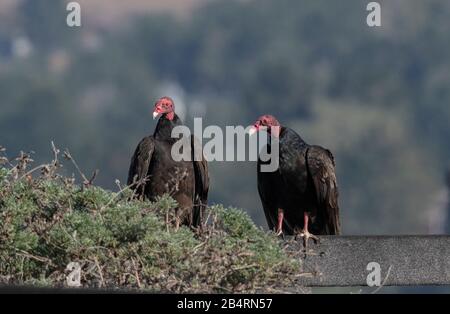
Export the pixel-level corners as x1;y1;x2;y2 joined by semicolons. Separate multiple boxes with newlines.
174;218;180;232
295;212;319;250
296;229;319;250
275;229;285;239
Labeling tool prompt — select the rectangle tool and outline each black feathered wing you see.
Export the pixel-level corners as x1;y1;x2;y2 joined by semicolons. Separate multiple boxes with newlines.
306;146;341;235
127;136;155;197
191;135;209;227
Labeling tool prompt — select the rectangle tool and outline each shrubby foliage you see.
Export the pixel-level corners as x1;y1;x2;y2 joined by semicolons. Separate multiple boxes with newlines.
0;148;301;292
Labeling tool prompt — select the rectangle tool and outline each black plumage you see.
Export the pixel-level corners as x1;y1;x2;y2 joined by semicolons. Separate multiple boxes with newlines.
252;115;341;244
127;97;209;228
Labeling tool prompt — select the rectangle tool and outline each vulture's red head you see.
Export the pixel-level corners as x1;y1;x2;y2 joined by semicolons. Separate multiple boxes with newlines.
153;96;175;121
249;115;281;137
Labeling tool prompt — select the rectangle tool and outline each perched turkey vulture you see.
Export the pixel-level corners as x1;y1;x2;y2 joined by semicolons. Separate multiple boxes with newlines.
249;115;341;246
127;97;209;228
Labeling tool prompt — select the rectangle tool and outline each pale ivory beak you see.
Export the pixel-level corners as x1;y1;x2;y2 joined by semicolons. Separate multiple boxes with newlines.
248;126;258;136
153;111;160;120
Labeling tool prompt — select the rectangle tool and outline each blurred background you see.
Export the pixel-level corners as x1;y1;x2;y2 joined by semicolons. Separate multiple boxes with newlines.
1;0;450;291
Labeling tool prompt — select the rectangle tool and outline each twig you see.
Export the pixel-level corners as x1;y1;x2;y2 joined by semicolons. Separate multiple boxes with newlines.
15;249;55;267
192;242;206;255
18;164;47;180
18;142;60;180
93;256;104;288
63;148;90;186
88;169;99;185
99;181;135;211
231;264;259;271
51;141;59;165
131;257;142;289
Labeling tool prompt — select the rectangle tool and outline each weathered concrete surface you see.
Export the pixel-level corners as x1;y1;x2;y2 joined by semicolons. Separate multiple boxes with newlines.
285;235;450;287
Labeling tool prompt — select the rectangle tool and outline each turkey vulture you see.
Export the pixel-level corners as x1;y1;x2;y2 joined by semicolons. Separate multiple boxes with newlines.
127;97;209;228
249;115;341;246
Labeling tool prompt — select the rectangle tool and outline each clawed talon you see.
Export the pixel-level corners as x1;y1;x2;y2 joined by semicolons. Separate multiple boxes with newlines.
292;212;319;250
275;208;285;239
295;229;319;249
275;229;285;239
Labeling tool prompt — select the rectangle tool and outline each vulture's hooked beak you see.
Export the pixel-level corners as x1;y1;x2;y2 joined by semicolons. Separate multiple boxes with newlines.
248;126;258;136
153;111;161;120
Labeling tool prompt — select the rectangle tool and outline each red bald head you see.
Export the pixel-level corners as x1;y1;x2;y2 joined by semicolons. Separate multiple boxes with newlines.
249;114;281;137
153;96;175;121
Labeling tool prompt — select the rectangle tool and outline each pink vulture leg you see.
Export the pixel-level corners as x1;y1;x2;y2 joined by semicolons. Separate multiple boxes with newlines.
175;216;180;231
276;208;284;237
298;212;319;249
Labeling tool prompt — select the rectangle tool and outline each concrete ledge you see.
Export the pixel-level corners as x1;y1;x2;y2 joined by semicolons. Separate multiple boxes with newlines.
287;235;450;287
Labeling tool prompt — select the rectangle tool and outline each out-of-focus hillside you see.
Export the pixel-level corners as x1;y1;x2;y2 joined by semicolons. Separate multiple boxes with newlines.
0;0;16;11
0;0;210;26
78;0;212;26
1;0;450;237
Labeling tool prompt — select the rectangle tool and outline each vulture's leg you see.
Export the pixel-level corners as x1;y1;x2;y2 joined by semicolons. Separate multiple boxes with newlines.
297;212;319;249
276;208;284;238
175;216;180;231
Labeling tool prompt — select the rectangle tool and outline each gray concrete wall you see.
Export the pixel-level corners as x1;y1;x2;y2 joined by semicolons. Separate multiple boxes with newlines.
288;235;450;287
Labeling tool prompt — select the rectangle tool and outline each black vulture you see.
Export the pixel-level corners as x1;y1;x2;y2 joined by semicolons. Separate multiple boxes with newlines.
249;114;341;246
127;97;209;228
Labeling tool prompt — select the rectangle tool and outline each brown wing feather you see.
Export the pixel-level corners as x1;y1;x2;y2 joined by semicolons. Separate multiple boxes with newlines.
127;136;155;197
306;146;341;235
191;135;209;227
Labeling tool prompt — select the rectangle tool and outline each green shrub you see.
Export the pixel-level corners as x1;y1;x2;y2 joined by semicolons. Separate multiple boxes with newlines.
0;151;301;292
